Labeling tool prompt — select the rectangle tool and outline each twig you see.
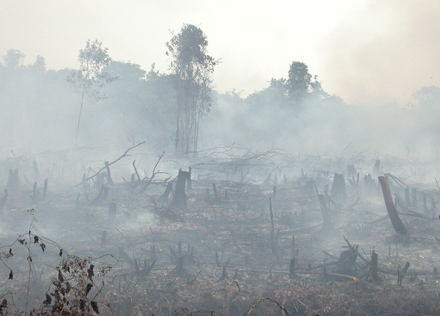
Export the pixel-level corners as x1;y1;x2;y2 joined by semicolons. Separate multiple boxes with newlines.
246;298;290;316
222;280;240;316
140;151;165;193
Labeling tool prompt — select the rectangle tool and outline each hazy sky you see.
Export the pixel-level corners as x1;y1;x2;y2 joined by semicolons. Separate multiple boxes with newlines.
1;0;439;104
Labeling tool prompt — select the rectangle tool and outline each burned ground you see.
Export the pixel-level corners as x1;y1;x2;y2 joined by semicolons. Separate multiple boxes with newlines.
0;146;440;316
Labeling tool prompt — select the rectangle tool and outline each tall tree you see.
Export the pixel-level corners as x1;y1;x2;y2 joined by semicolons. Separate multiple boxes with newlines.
286;61;312;102
67;39;116;146
167;24;219;155
3;49;25;69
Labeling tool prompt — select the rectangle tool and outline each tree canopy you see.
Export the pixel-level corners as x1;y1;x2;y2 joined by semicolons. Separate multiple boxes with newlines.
167;24;219;154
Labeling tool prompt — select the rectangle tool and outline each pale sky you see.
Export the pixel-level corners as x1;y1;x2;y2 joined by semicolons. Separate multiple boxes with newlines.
1;0;439;104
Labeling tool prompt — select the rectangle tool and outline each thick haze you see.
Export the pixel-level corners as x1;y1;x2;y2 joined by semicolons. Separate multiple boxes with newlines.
1;0;440;159
322;0;440;105
2;0;439;104
1;0;366;98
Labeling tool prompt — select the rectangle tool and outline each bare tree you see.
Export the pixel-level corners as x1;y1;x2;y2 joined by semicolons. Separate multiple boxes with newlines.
67;39;117;147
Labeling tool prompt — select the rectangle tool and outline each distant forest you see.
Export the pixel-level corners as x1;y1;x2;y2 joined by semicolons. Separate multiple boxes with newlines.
1;24;439;158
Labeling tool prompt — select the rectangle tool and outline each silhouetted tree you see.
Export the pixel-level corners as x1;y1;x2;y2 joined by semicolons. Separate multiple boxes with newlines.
412;86;440;106
286;61;312;102
3;49;25;69
167;24;219;155
32;55;46;73
67;39;116;146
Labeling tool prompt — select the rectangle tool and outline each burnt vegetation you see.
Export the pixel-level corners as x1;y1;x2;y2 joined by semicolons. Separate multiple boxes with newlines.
1;24;440;316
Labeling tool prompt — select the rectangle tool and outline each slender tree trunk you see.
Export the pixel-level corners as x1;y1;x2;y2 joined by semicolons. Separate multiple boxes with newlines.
75;87;86;147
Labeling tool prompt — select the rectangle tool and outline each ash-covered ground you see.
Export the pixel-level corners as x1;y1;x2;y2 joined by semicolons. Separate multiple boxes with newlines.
0;145;440;315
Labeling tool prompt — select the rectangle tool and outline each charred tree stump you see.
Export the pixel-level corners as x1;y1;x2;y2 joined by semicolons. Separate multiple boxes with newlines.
43;178;48;200
151;245;157;262
215;251;221;267
187;167;192;189
289;258;296;279
269;198;276;254
171;169;189;209
330;173;346;204
6;169;13;190
33;160;40;178
423;192;429;212
370;251;381;283
402;261;410;275
412;188;418;208
378;176;408;236
373;159;381;174
212;183;219;201
7;168;19;191
75;193;80;210
291;235;296;258
405;187;411;206
160;182;173;202
397;262;410;286
220;266;227;280
176;256;184;277
205;188;211;202
334;243;358;276
32;182;38;202
348;164;356;177
13;169;18;188
101;231;107;246
177;240;182;256
102;187;109;200
0;190;8;212
108;202;117;219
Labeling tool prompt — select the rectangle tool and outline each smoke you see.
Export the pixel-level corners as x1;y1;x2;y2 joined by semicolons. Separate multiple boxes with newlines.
321;0;440;105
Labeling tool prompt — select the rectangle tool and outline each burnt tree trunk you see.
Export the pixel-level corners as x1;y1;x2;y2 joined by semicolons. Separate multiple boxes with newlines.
330;173;346;204
172;169;189;209
378;176;408;236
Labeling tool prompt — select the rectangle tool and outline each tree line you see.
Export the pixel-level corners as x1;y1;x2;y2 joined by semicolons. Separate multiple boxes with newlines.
1;24;439;155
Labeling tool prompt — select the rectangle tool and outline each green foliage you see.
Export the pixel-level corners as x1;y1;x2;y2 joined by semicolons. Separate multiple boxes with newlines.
167;24;218;78
167;24;219;154
287;61;312;101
